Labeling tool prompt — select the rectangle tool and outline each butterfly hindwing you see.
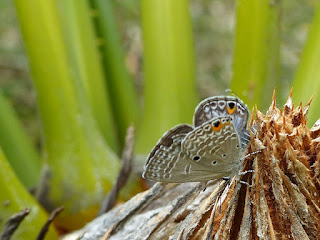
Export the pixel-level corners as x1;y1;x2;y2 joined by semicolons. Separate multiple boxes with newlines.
182;116;242;179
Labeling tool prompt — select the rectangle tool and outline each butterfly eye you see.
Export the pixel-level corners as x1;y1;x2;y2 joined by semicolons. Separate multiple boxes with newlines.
193;156;200;161
212;160;217;165
222;153;227;158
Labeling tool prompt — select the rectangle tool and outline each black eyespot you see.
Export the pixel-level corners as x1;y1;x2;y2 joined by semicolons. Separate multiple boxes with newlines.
212;160;217;165
222;153;227;158
193;156;200;161
228;102;235;109
213;121;220;127
236;144;239;148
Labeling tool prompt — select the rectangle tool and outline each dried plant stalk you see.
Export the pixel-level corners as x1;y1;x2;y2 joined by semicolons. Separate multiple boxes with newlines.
64;91;320;240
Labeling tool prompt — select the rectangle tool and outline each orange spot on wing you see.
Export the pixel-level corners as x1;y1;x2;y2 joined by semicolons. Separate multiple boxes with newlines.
212;121;222;132
225;121;230;125
227;105;236;115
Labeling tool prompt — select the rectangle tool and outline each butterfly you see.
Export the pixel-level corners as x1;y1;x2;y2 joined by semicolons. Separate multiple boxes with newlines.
142;96;251;183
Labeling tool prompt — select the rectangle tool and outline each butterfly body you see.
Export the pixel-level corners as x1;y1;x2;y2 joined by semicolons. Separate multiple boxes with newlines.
142;96;250;183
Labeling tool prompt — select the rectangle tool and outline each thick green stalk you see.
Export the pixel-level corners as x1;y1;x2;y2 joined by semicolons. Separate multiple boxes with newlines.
231;0;281;110
0;92;40;188
136;0;198;163
0;149;58;239
292;4;320;126
57;0;142;202
57;0;119;153
90;0;139;147
14;0;120;230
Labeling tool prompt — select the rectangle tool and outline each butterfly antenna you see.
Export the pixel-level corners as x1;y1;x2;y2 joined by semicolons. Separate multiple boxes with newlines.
225;89;238;97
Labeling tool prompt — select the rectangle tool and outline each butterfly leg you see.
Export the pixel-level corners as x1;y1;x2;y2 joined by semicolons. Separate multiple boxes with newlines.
237;171;254;187
239;180;252;188
238;169;254;176
241;149;262;160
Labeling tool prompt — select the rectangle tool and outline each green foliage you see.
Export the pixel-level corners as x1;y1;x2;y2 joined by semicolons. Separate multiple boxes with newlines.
0;148;58;239
57;0;120;153
13;0;120;229
136;0;198;162
90;0;139;147
0;91;40;188
231;0;281;111
292;3;320;126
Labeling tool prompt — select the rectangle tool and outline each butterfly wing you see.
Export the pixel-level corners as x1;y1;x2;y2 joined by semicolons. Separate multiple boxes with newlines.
182;116;242;179
143;117;243;183
142;124;193;182
143;124;225;182
193;96;250;149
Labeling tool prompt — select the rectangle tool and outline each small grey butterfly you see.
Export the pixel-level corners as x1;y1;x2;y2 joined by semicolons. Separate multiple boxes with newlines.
142;96;251;183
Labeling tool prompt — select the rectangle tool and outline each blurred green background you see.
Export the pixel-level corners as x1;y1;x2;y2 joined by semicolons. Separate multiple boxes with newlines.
0;0;315;144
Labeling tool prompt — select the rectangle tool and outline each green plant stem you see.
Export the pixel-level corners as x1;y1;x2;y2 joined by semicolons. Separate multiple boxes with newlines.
231;0;281;110
136;0;198;164
0;148;58;239
292;3;320;126
57;0;119;153
14;0;120;230
90;0;139;147
0;91;40;188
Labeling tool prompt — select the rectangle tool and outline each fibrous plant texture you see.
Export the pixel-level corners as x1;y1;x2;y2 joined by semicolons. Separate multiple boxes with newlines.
73;91;320;240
